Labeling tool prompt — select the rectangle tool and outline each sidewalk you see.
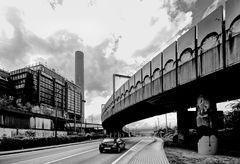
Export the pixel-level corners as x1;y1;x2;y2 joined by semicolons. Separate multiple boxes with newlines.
165;147;240;164
128;138;169;164
0;139;101;156
114;137;156;164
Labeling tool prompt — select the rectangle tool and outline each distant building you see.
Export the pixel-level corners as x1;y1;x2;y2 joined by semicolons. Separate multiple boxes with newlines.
10;67;38;104
0;69;14;97
66;80;83;123
0;63;84;137
9;64;84;122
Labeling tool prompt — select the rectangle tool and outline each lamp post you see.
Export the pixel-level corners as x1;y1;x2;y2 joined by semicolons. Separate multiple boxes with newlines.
113;74;130;106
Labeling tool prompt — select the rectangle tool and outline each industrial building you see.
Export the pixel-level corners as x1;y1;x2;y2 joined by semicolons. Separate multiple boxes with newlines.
0;51;86;137
0;69;14;97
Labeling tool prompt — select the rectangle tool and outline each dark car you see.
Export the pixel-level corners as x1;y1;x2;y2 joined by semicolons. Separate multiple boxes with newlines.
99;138;125;153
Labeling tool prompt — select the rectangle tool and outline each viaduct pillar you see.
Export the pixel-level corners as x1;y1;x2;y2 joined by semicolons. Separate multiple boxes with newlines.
196;94;218;155
177;108;189;146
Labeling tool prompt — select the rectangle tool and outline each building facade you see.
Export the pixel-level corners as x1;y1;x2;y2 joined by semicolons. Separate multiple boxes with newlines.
10;67;38;104
0;64;84;134
66;81;82;123
0;69;14;97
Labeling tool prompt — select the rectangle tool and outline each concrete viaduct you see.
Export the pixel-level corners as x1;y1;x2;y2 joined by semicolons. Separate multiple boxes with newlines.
101;0;240;154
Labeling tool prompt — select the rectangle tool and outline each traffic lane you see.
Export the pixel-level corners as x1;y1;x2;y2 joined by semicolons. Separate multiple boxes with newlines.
0;141;100;164
0;137;140;164
45;137;141;164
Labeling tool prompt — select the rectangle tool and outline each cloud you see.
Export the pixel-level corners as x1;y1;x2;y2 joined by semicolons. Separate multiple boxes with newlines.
83;38;132;98
133;1;193;59
49;0;64;10
85;113;101;124
0;7;30;67
0;7;134;106
0;1;196;118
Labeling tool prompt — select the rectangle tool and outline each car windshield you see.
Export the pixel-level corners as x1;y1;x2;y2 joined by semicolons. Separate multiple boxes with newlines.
102;138;115;142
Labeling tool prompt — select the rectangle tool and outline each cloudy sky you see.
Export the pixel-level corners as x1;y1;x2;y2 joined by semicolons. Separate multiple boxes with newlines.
0;0;225;127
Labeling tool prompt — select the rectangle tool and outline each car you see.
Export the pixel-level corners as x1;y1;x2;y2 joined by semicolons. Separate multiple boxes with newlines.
99;138;125;153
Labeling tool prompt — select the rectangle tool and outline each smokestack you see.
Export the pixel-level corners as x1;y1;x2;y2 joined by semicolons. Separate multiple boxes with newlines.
75;51;84;122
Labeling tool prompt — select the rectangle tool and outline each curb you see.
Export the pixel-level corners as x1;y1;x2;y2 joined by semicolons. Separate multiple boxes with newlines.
160;138;170;164
0;139;101;156
114;137;156;164
127;137;169;164
130;137;157;157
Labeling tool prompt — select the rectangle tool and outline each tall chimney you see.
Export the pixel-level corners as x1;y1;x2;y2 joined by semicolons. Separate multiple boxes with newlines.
75;51;84;123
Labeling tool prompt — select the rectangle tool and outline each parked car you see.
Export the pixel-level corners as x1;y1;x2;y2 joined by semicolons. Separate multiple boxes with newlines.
99;138;125;153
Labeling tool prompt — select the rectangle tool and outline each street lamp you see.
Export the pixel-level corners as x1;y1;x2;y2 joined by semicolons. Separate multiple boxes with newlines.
112;74;130;106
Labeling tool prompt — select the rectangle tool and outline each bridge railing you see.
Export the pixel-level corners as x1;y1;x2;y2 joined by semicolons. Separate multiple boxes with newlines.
102;0;240;123
177;26;197;85
225;0;240;67
197;6;224;77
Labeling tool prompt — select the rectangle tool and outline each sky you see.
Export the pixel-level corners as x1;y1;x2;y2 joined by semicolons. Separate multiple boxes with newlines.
0;0;226;128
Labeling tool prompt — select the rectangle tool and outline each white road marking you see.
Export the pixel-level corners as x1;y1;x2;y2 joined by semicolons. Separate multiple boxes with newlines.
0;141;99;159
44;148;97;164
11;145;97;164
111;140;142;164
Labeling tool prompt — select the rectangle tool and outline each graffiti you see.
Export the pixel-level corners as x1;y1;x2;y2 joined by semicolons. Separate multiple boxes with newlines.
196;95;214;138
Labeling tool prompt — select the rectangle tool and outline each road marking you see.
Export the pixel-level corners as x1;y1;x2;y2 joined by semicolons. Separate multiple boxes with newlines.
111;140;142;164
44;148;97;164
11;145;97;164
0;141;100;159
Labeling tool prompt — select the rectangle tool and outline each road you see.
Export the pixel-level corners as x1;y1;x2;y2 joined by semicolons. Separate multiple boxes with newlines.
0;137;142;164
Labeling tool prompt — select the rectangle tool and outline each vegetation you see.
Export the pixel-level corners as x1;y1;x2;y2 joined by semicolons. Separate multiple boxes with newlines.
217;100;240;154
163;101;240;155
0;95;16;111
0;135;106;151
224;100;240;130
0;93;34;112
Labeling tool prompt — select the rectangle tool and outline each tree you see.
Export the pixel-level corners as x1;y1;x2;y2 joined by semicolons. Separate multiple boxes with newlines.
225;100;240;131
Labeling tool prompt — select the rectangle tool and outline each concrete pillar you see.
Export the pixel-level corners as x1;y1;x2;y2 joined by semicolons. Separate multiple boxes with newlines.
196;95;218;155
177;109;189;145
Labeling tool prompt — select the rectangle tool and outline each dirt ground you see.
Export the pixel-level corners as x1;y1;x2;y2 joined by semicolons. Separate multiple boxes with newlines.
165;147;240;164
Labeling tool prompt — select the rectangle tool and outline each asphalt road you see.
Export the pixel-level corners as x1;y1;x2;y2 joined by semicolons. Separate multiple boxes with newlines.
0;137;141;164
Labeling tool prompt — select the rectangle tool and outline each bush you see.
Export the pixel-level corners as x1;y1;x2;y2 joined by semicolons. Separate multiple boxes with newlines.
0;134;105;151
